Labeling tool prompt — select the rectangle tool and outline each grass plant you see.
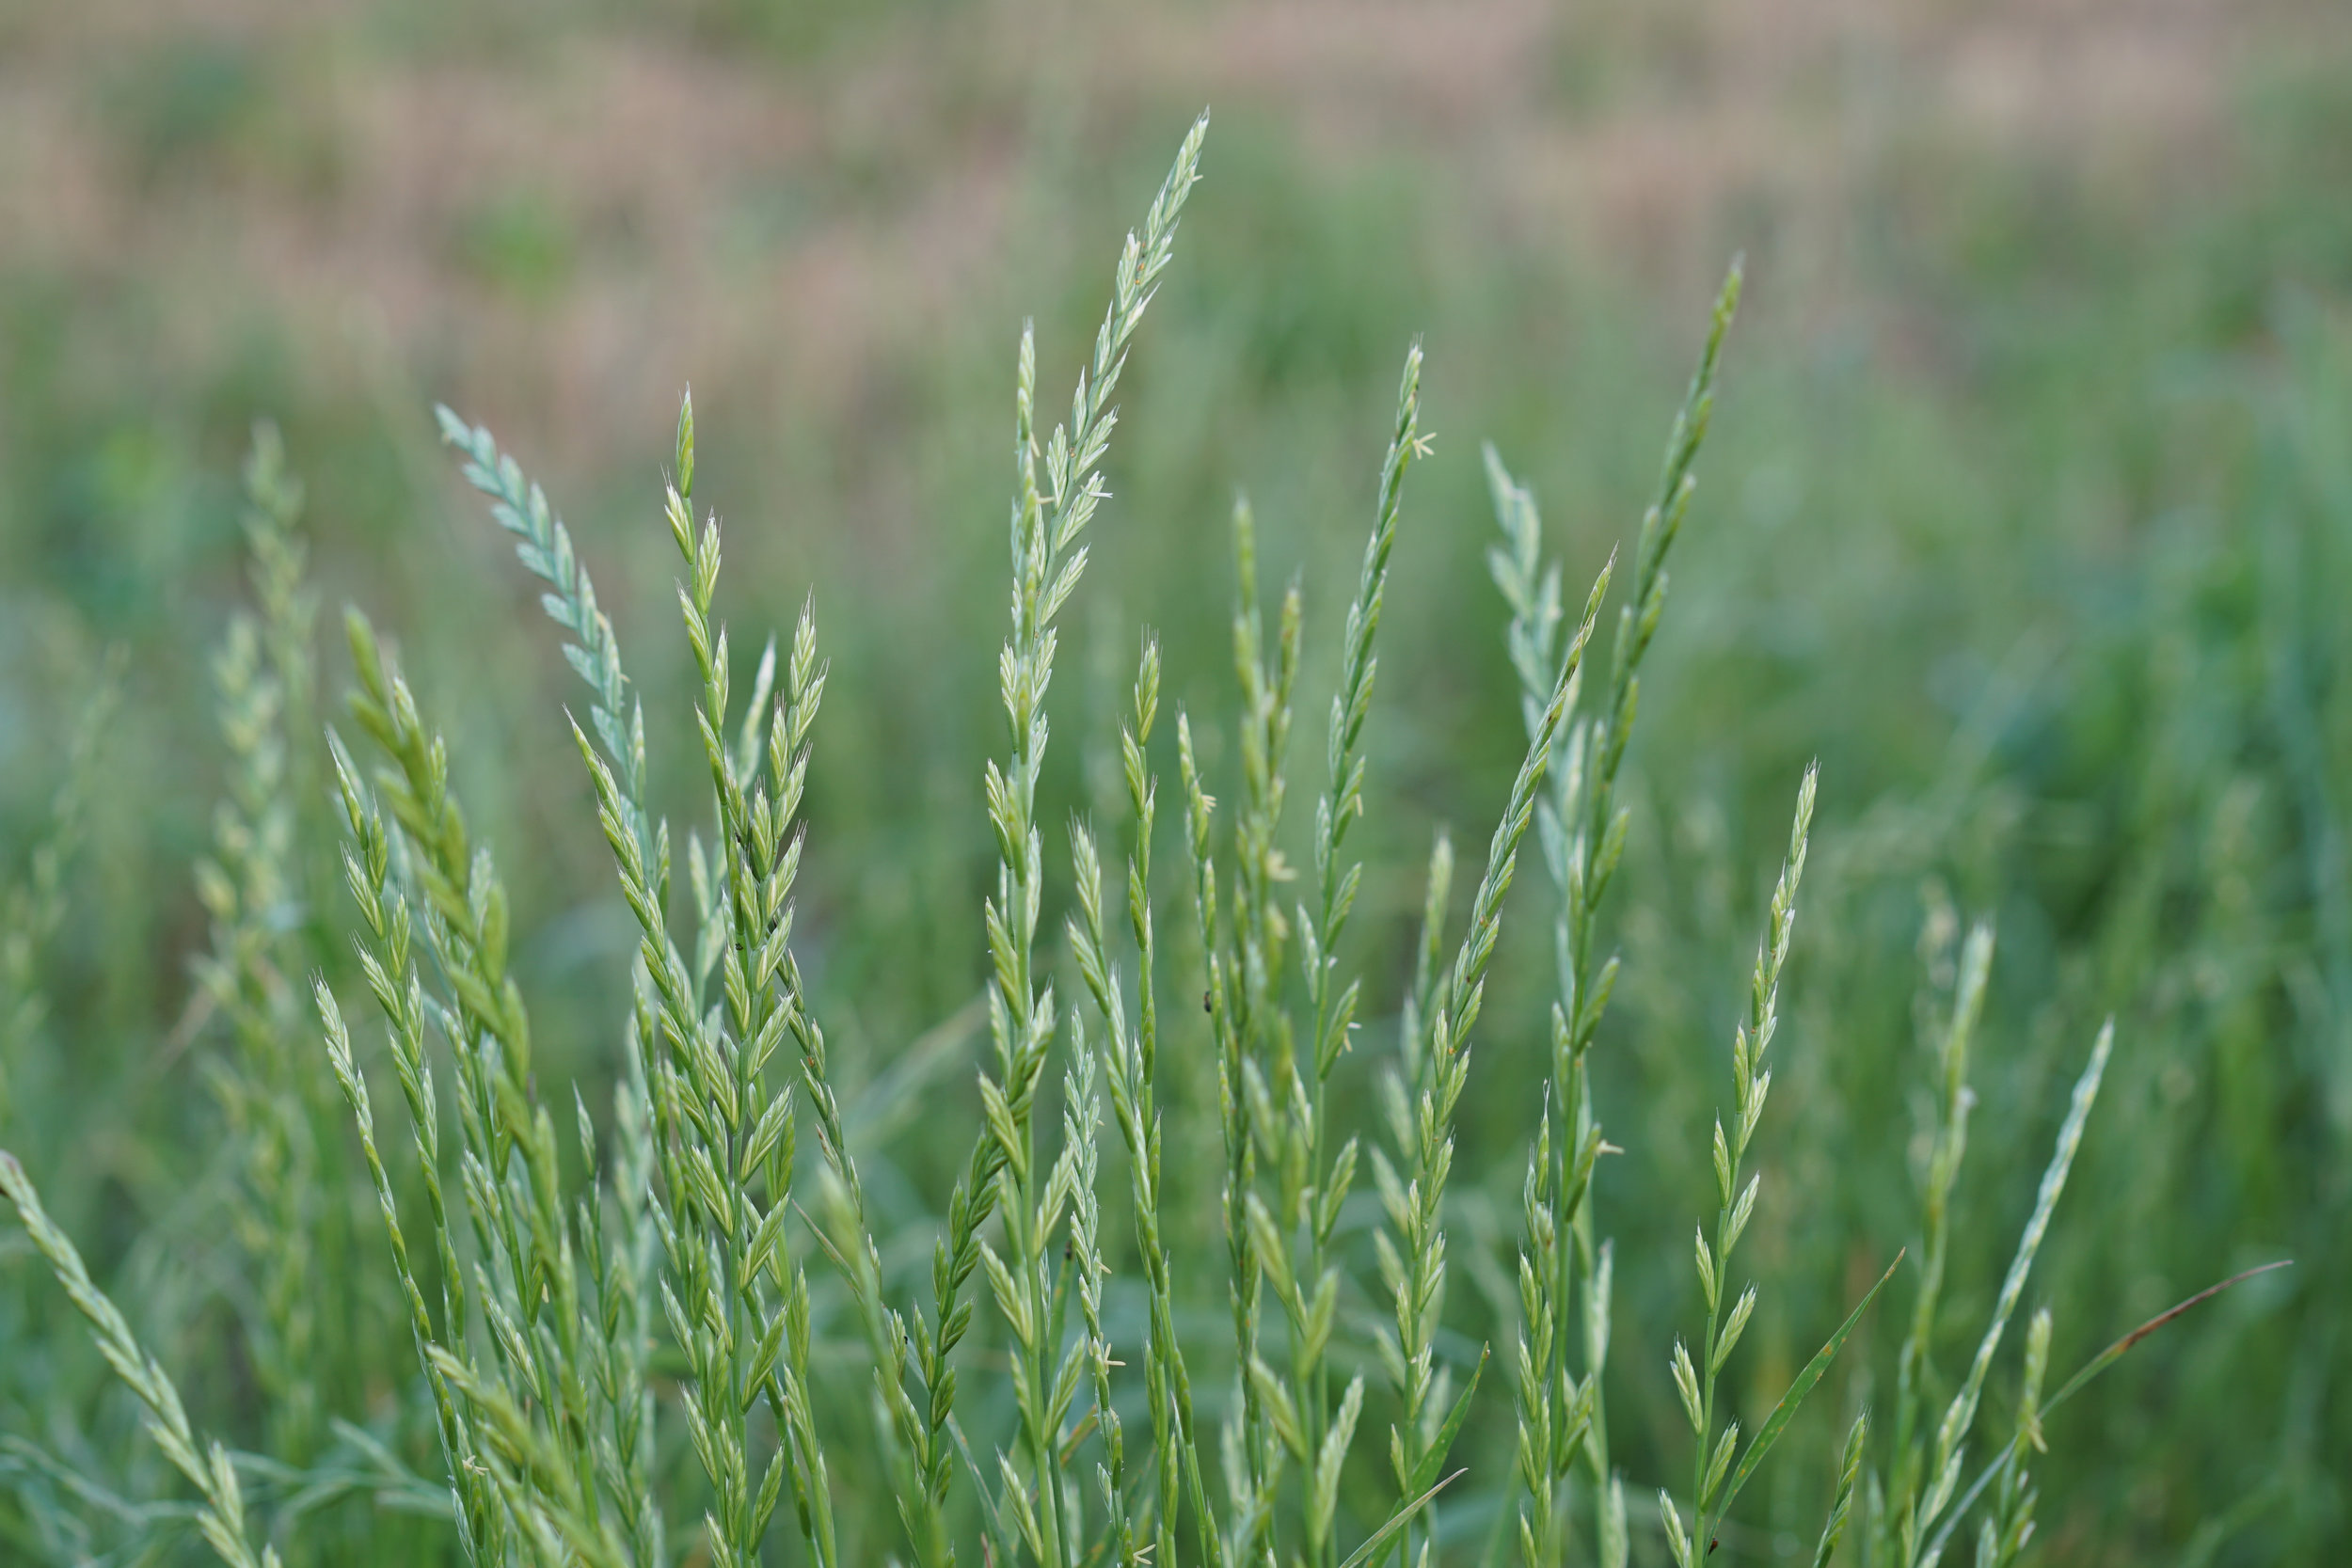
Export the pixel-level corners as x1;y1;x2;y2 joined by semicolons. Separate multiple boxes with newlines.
0;109;2308;1568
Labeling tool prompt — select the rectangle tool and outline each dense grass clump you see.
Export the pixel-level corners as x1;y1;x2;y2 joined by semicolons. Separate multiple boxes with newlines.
0;112;2320;1567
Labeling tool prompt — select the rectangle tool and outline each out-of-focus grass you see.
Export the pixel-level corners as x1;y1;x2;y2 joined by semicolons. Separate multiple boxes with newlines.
1;0;2347;1560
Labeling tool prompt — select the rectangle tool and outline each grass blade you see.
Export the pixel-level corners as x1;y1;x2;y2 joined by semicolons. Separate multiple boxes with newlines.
1408;1342;1490;1496
1716;1248;1903;1523
2042;1259;2293;1416
1336;1468;1466;1568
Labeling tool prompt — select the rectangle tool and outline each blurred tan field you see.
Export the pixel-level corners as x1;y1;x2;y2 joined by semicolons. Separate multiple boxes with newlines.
1;0;2329;472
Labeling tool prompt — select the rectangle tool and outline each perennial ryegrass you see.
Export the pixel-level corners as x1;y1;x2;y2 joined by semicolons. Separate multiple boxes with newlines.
0;114;2288;1568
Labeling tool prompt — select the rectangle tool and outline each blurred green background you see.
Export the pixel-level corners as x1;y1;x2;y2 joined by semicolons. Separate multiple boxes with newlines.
2;0;2348;1561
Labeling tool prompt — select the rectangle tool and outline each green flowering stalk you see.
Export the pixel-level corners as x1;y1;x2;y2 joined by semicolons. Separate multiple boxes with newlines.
0;1153;281;1568
1487;261;1740;1568
1375;554;1612;1566
935;110;1206;1568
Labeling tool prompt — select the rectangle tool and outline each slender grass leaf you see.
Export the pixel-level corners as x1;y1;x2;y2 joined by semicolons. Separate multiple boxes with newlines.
1337;1468;1467;1568
1716;1248;1903;1522
1408;1342;1491;1496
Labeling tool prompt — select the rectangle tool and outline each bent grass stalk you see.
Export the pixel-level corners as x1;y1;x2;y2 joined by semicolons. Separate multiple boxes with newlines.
0;1153;281;1568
